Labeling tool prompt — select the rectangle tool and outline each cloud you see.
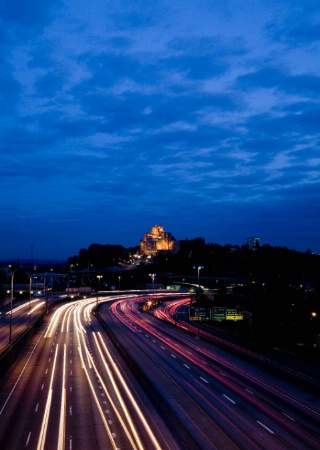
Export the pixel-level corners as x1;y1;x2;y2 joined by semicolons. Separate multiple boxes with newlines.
0;0;59;28
237;66;320;97
0;1;320;259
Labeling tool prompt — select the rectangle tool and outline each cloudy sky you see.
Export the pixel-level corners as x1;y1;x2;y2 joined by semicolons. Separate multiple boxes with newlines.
1;0;320;260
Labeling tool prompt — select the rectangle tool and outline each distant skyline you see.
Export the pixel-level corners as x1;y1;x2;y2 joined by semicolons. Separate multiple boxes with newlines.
1;1;320;260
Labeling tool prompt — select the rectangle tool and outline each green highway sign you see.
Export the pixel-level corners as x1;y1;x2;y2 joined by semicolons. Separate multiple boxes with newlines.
212;307;226;321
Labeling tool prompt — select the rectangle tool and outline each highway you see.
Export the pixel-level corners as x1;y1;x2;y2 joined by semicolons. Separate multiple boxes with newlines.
0;293;319;449
0;299;46;350
100;294;320;450
0;296;178;450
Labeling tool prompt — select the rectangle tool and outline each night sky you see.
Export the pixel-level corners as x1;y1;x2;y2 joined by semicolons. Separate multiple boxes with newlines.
1;1;320;260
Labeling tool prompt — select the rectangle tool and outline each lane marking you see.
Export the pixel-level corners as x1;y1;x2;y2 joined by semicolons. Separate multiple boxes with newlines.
26;431;31;446
200;376;209;384
257;421;275;434
282;412;295;422
223;394;236;404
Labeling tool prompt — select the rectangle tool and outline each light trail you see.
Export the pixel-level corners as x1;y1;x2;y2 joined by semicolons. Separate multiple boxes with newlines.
58;344;67;450
44;302;76;338
73;300;144;449
74;313;118;450
37;343;59;450
96;331;163;450
1;294;175;449
109;295;320;449
92;332;143;450
6;299;42;315
28;301;45;314
60;303;75;334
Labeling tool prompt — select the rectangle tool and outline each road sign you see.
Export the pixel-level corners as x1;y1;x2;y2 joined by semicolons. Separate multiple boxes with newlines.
226;308;243;321
212;307;226;321
189;307;210;321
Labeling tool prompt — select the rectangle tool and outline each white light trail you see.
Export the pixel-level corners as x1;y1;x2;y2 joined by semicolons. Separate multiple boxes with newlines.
28;301;45;314
58;344;67;450
37;344;59;450
75;326;118;450
93;332;143;450
96;331;163;450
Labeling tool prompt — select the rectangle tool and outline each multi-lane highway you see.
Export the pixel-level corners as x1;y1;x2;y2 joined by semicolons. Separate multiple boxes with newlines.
100;294;320;450
0;296;179;450
0;293;320;449
0;299;46;350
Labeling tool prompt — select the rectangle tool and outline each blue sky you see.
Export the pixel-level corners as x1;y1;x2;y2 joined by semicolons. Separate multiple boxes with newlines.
1;0;320;260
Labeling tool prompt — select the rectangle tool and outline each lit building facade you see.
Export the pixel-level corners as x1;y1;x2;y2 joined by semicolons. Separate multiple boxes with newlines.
140;225;179;256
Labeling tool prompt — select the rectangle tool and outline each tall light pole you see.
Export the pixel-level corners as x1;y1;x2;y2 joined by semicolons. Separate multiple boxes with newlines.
193;265;203;337
44;276;47;313
96;275;102;309
9;266;18;344
118;275;121;291
29;275;32;324
149;273;156;295
148;273;156;311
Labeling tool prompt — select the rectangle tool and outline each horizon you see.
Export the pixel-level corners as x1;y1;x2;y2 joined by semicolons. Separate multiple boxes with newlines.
0;230;318;264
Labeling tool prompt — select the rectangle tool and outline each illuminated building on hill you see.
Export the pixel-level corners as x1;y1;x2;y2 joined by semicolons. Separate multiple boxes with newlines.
140;225;179;256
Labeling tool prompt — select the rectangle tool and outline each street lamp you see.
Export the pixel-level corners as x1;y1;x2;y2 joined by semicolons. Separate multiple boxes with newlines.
193;265;204;337
118;275;121;291
149;273;156;294
43;276;48;313
29;275;33;324
96;275;103;309
9;266;18;344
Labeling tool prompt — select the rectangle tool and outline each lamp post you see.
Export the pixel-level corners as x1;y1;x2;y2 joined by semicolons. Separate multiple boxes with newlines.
29;275;32;324
118;275;121;291
9;266;18;344
149;273;156;293
96;275;102;309
44;276;48;313
193;265;203;337
149;273;156;309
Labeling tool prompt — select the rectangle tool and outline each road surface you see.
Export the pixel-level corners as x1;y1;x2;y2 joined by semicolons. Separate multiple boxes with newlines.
0;296;178;450
1;293;320;449
99;294;320;450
